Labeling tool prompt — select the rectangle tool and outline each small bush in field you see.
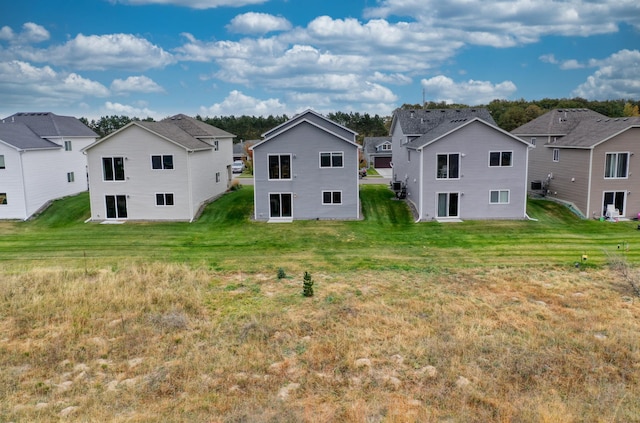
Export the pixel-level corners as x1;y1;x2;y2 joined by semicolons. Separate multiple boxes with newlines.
277;268;286;279
302;271;314;297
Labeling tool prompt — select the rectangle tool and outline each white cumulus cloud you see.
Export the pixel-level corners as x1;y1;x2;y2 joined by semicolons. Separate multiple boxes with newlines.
573;49;640;100
421;75;517;104
111;75;165;93
200;90;287;116
227;13;292;34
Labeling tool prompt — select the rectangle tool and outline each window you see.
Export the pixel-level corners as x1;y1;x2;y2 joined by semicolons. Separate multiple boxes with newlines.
322;191;342;205
156;193;174;206
103;157;125;181
216;172;221;183
151;155;174;170
437;192;459;218
105;195;127;218
320;152;344;168
213;140;219;151
489;151;512;167
490;190;510;204
530;138;536;147
604;153;629;178
0;155;5;169
64;140;72;151
552;149;559;162
268;154;292;180
0;193;6;205
269;193;292;218
380;143;391;151
437;154;459;179
67;172;75;182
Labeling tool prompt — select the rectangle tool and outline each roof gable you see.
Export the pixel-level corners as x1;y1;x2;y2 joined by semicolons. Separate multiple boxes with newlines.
407;118;531;150
550;117;640;149
83;114;231;152
252;118;359;151
261;109;357;140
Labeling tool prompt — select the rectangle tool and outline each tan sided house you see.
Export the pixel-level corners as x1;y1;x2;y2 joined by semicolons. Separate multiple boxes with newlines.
512;109;640;219
83;114;234;222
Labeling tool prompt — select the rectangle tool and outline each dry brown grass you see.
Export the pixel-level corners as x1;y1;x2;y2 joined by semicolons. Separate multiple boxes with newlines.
1;263;639;422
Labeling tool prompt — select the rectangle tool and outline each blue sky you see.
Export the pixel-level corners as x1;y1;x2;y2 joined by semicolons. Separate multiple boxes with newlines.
1;0;639;121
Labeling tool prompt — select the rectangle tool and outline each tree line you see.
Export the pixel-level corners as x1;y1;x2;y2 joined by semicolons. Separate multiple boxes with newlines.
81;97;639;140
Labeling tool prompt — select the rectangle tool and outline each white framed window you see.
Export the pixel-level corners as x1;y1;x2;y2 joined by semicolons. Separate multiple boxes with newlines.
105;195;127;219
216;172;221;183
269;193;293;218
490;190;510;204
268;154;292;180
322;191;342;205
489;151;512;167
604;152;629;179
67;172;75;183
151;155;174;170
0;193;6;205
552;149;559;162
156;193;174;206
437;153;460;179
0;155;5;169
102;157;125;181
380;143;391;151
64;140;72;151
213;140;219;151
437;192;459;218
530;137;536;147
320;152;344;168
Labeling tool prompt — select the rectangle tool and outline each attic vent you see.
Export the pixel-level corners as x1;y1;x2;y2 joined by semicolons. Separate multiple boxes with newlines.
410;111;415;118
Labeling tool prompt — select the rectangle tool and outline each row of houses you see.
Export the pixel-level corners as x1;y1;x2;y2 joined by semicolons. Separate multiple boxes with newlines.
1;108;639;222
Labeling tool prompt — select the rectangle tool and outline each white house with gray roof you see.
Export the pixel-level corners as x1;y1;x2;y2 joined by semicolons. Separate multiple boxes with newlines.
0;112;98;219
512;109;640;219
251;109;360;221
391;108;531;221
83;114;234;222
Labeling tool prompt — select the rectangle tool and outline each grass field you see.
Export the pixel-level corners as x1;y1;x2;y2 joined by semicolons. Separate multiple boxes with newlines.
1;185;639;421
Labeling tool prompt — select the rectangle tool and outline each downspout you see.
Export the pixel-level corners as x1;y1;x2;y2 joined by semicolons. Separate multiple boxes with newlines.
188;150;194;222
356;145;360;220
524;144;530;219
584;148;593;219
18;150;28;220
417;148;423;223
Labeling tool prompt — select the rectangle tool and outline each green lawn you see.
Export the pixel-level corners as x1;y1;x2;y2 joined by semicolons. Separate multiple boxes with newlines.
1;185;639;272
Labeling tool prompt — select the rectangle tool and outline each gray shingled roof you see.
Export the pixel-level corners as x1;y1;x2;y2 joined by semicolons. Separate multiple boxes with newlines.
393;108;496;149
551;117;640;148
162;114;235;138
510;108;607;136
136;121;213;151
3;112;98;138
363;136;391;154
0;122;61;150
394;108;495;137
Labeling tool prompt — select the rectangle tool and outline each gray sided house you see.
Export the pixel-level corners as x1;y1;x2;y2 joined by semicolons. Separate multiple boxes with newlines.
83;114;234;222
391;109;530;221
512;109;640;219
0;112;98;220
363;136;393;168
251;109;360;221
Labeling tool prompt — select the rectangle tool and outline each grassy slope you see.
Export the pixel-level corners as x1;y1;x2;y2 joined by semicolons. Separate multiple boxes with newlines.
1;185;639;272
1;186;639;421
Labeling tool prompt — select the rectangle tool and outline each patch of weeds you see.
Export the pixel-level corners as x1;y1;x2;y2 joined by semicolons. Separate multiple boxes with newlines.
224;283;243;291
303;271;314;297
148;311;189;332
277;267;287;279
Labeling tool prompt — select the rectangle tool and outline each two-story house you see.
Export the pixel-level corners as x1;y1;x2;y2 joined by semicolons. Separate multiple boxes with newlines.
251;109;360;221
0;112;98;219
83;114;234;222
512;109;640;219
391;108;531;221
363;136;393;169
